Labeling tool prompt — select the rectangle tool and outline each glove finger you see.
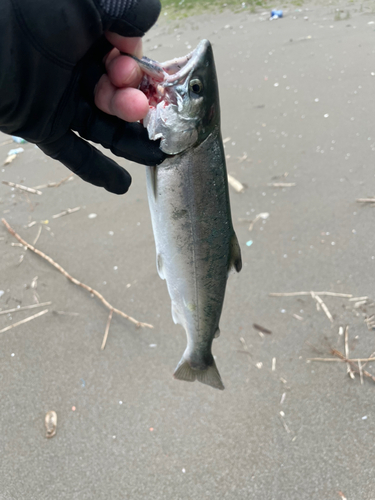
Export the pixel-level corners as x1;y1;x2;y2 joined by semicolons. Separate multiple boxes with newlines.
39;131;132;194
72;100;167;166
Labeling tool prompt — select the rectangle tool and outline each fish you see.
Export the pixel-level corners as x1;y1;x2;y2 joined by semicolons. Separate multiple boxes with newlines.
136;40;242;390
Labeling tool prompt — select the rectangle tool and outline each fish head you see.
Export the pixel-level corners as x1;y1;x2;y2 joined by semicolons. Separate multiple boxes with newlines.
140;40;220;155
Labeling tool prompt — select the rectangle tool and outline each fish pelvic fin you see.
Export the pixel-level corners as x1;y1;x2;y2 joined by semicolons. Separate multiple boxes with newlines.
173;357;225;390
228;233;242;274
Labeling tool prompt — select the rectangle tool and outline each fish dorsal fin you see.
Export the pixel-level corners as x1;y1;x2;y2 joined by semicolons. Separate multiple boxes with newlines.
228;233;242;274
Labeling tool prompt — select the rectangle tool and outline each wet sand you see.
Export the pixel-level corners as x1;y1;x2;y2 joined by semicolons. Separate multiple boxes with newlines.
1;2;375;498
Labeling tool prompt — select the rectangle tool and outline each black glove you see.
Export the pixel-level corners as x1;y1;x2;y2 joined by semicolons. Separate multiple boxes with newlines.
0;0;166;194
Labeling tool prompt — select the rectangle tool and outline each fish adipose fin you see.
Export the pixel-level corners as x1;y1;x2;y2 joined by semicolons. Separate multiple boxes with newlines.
173;358;225;390
228;233;242;274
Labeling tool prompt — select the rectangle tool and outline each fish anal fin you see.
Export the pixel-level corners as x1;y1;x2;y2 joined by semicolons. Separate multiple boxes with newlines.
173;358;225;390
171;302;182;325
214;327;220;338
228;233;242;274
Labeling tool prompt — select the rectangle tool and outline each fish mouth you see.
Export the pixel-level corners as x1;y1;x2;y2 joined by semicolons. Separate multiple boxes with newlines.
161;39;210;84
138;39;210;107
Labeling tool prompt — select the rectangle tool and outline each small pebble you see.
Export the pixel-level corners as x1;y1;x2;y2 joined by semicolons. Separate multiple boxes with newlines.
88;213;97;219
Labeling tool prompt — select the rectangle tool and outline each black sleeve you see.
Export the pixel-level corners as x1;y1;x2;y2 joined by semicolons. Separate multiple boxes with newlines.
0;0;165;194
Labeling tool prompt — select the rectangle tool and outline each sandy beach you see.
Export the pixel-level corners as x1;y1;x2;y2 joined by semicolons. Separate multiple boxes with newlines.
1;2;375;498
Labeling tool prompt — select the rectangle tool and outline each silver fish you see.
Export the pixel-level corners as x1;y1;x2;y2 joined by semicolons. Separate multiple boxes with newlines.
138;40;242;390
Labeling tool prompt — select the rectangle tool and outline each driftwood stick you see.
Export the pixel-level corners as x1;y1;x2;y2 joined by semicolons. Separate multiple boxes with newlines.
1;218;153;330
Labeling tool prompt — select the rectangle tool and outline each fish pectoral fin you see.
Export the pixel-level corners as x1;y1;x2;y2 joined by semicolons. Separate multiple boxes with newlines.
156;253;165;280
173;358;225;390
228;233;242;274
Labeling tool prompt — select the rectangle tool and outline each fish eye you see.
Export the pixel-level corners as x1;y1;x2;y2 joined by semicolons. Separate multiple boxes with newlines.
189;79;203;94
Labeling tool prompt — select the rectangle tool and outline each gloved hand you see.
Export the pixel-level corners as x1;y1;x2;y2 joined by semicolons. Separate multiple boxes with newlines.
0;0;166;194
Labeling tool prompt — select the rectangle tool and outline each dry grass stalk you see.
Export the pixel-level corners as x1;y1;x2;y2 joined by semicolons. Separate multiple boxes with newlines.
293;313;303;321
268;182;296;187
52;207;81;219
248;212;269;231
364;315;375;330
0;301;52;316
358;360;364;385
344;326;355;379
308;357;375;363
269;291;352;298
356;198;375;204
2;181;42;195
32;225;42;245
331;349;375;383
101;309;113;350
1;218;153;332
0;309;48;334
311;292;333;323
34;174;74;190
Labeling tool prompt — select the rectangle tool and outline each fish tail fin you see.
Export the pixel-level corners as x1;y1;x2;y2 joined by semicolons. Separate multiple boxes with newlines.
173;358;225;390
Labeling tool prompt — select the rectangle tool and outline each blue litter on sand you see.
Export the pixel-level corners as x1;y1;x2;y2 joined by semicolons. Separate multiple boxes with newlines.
270;9;283;19
8;147;24;155
246;240;253;247
11;136;27;144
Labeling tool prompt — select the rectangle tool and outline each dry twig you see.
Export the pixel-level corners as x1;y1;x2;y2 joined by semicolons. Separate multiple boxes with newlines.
52;207;80;219
356;198;375;204
101;309;113;350
311;292;333;323
268;183;296;187
344;326;355;379
33;225;42;246
270;291;352;298
34;174;74;190
1;219;153;334
0;301;51;316
2;181;42;195
0;309;48;334
308;357;375;363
